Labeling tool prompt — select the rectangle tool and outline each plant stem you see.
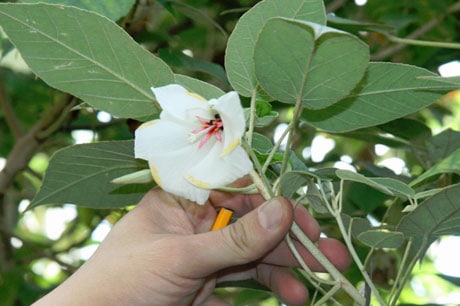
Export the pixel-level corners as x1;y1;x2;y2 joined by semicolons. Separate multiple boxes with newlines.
262;116;291;173
216;184;257;194
246;89;258;146
385;34;460;49
389;239;420;306
334;212;386;306
332;180;386;306
388;239;412;305
291;222;366;305
279;100;303;185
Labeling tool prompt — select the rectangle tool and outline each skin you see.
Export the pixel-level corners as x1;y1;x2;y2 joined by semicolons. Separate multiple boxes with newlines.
33;187;350;306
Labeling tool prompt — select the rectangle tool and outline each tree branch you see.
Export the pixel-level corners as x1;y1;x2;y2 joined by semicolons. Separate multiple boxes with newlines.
0;94;75;201
0;70;24;139
371;1;460;60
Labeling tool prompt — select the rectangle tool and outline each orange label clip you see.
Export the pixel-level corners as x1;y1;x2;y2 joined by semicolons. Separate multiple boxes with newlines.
211;208;233;231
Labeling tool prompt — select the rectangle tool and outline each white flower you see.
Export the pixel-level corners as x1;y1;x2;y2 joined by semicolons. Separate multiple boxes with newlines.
134;84;253;204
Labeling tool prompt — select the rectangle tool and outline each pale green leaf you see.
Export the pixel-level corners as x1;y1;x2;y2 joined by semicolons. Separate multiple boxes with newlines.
0;3;174;119
174;74;224;99
410;148;460;187
19;0;136;21
111;169;152;185
225;0;326;97
370;177;415;199
398;184;460;259
341;214;372;239
254;18;369;108
29;141;149;209
279;170;320;199
159;49;228;85
302;62;458;132
327;15;394;34
337;169;414;199
357;230;405;249
337;169;391;195
251;132;273;154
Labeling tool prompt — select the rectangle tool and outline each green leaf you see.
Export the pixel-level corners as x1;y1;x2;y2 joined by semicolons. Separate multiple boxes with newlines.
370;177;415;199
254;18;369;109
251;132;273;154
19;0;136;21
159;49;228;85
397;184;460;259
0;3;174;119
111;169;152;185
427;129;460;164
302;62;458;132
327;14;395;34
279;170;320;199
304;179;329;213
174;74;224;99
225;0;326;98
341;214;372;239
29;141;148;209
337;169;415;199
244;100;279;128
357;229;405;249
410;147;460;187
378;118;431;142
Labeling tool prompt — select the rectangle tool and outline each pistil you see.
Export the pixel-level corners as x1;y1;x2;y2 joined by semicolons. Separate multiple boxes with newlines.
189;114;224;148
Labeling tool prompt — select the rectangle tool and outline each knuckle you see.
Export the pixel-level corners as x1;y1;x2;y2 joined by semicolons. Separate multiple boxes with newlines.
222;221;257;262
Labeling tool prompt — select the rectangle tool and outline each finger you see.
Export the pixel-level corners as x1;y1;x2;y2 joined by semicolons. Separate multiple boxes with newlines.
184;197;294;277
209;189;265;216
256;264;308;306
293;204;320;242
263;237;351;271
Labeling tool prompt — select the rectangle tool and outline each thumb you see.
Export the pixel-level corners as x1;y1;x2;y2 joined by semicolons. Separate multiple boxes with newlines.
188;197;293;276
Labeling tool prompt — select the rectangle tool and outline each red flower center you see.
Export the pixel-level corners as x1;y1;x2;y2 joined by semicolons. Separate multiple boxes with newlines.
190;114;224;148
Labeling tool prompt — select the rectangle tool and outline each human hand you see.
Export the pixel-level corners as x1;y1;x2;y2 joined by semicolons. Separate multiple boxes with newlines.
34;187;350;306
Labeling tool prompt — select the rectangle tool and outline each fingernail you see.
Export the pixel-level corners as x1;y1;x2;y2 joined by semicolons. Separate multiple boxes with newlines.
258;199;283;230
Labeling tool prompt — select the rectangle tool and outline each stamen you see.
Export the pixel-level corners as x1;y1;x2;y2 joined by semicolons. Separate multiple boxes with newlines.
189;114;224;148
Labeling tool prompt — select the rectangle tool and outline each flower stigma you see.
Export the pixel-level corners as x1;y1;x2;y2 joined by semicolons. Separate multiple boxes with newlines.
189;114;224;148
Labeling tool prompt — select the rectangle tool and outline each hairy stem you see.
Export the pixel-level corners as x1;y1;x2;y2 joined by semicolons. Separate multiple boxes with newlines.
246;89;258;146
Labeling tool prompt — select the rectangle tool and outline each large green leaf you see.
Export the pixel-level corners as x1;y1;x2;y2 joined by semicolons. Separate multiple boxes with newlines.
398;184;460;258
19;0;135;21
279;170;320;199
225;0;326;98
410;147;460;187
302;62;458;132
254;18;369;109
337;169;415;199
427;129;460;164
174;74;225;99
327;14;394;34
159;49;228;85
29;141;149;209
0;3;174;119
357;229;405;249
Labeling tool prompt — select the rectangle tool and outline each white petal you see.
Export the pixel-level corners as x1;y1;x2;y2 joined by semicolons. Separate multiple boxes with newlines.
135;118;213;204
134;119;192;160
148;151;211;205
152;84;211;122
210;91;246;156
187;144;253;189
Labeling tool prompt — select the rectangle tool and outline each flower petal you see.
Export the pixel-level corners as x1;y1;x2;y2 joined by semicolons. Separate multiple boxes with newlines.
152;84;211;122
187;144;253;189
134;119;191;160
148;152;211;205
210;91;246;156
135;119;213;204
